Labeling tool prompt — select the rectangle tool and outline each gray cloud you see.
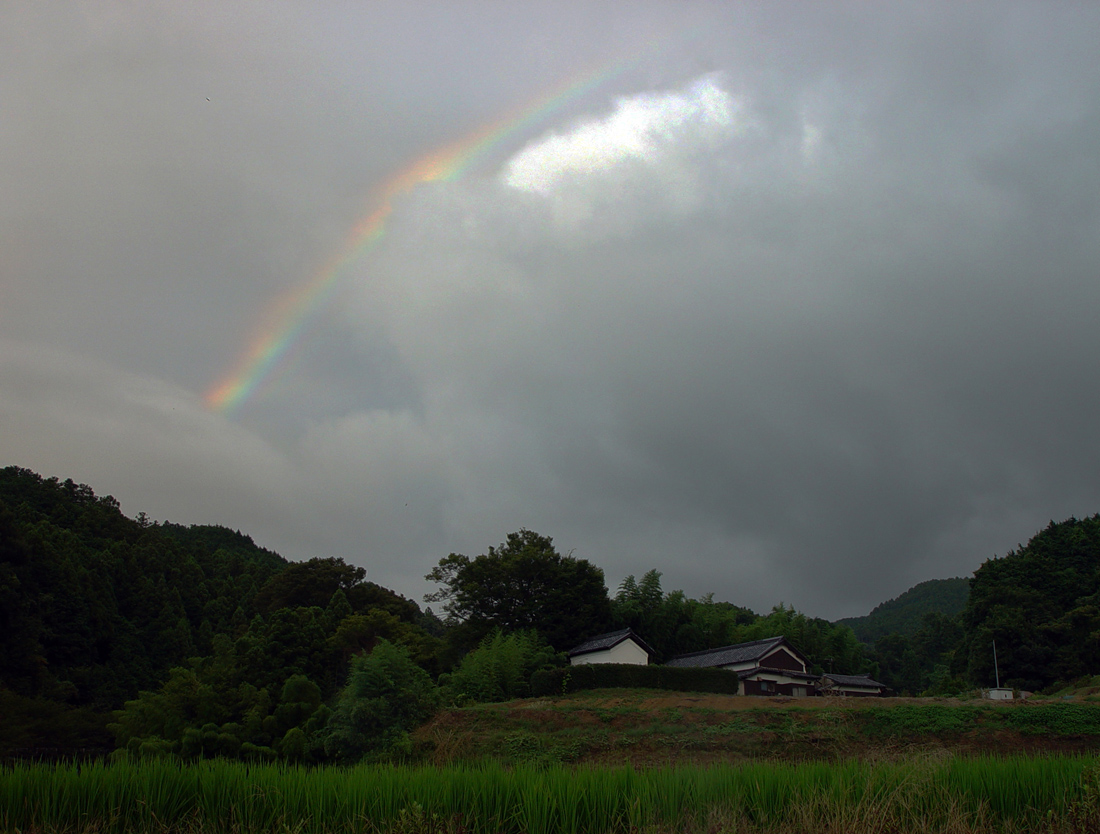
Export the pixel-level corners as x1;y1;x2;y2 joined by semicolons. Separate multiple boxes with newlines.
3;2;1100;618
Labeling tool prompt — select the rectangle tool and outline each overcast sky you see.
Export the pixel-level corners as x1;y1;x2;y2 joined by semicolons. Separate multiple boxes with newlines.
3;2;1100;620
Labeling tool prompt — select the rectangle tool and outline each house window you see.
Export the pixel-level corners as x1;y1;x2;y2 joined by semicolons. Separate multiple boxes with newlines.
760;681;772;693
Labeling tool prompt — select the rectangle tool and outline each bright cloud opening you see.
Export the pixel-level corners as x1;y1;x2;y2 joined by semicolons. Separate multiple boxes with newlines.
504;76;740;194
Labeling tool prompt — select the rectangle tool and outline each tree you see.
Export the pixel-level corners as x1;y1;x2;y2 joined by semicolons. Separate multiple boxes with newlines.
0;499;45;695
960;515;1100;691
611;572;698;661
425;529;611;651
253;557;366;613
323;640;438;762
871;633;922;694
253;556;422;622
441;630;559;704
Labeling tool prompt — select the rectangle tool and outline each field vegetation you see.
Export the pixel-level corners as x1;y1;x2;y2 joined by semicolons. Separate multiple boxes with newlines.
416;690;1100;767
5;755;1100;834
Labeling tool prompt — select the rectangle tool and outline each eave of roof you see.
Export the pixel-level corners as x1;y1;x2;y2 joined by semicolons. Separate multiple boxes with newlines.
665;636;803;668
819;673;886;688
567;628;654;658
737;666;820;681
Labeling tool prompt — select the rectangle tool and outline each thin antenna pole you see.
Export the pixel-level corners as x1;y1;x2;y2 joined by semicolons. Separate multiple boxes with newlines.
993;639;1001;689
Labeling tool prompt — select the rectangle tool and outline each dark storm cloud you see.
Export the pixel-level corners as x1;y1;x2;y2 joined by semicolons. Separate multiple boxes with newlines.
3;2;1100;617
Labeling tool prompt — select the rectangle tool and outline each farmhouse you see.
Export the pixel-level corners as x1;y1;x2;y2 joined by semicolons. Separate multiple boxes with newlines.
816;672;889;697
567;628;654;666
666;636;818;697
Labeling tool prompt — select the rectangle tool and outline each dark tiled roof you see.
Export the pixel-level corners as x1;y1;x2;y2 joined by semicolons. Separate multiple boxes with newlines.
567;628;653;658
820;673;886;688
665;636;791;668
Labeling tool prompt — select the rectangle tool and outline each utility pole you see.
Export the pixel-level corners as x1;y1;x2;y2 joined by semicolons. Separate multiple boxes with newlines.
993;639;1001;689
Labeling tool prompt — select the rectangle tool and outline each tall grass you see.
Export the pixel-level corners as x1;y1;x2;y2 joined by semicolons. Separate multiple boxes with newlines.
2;755;1096;833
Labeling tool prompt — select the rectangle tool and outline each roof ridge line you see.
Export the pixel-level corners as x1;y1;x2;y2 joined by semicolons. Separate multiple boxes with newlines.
667;635;785;660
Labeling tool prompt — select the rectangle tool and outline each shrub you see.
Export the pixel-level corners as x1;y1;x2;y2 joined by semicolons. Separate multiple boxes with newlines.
1001;704;1100;735
530;663;741;696
860;705;979;736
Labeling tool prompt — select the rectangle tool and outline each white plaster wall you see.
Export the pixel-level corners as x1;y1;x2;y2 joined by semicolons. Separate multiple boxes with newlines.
570;639;649;666
719;660;756;672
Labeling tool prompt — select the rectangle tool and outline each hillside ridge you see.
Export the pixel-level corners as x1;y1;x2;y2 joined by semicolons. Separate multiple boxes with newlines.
838;577;969;644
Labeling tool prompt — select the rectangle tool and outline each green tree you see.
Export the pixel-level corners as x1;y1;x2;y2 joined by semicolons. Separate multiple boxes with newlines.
611;570;681;657
425;529;611;651
871;633;922;694
254;556;421;622
324;640;438;762
442;630;559;704
0;499;46;694
329;609;445;677
961;515;1100;691
253;557;365;613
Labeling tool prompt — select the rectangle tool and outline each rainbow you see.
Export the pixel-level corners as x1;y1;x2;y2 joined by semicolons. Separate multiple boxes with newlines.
204;61;636;415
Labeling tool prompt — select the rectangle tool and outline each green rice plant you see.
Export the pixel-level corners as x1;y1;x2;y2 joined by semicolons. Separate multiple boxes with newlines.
4;754;1100;834
939;755;1083;824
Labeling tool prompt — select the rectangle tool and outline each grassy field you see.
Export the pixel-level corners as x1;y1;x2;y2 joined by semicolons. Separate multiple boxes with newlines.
414;690;1100;766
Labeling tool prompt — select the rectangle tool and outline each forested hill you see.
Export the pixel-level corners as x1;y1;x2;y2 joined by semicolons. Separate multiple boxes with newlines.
838;578;970;644
960;515;1100;692
0;466;291;708
0;465;435;754
862;516;1100;696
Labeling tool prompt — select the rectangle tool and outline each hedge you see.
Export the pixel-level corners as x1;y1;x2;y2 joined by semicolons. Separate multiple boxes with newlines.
530;664;742;697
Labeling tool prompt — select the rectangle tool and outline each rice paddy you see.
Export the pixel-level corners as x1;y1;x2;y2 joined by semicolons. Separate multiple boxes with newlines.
3;755;1099;834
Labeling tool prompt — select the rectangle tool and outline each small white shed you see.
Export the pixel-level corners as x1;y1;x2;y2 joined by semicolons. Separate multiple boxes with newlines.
567;628;653;666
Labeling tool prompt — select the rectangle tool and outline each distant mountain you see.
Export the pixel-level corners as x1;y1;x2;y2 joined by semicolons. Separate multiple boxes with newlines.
838;578;970;644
